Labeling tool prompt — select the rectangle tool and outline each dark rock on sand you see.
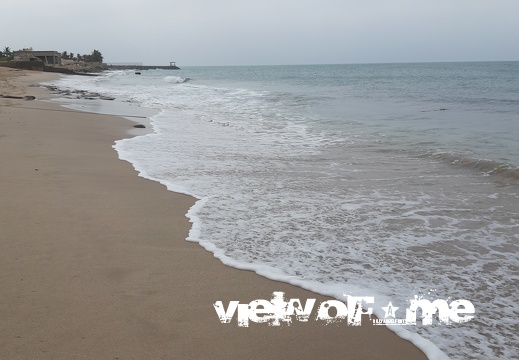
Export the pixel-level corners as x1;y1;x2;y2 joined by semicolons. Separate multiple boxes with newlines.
0;94;35;100
40;85;117;101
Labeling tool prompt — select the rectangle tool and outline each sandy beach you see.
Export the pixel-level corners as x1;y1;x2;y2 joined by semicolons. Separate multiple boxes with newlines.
0;67;427;359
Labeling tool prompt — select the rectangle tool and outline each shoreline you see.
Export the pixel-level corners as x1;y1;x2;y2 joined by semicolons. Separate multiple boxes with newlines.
0;68;428;359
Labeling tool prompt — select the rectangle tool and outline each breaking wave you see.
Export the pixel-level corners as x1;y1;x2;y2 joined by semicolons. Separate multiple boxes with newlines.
427;152;519;182
163;76;189;84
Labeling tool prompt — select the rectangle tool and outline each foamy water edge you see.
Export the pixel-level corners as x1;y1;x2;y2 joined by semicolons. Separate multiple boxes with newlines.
113;113;450;360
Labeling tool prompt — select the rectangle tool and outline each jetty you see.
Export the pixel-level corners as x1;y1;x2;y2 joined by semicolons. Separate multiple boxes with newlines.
106;62;180;70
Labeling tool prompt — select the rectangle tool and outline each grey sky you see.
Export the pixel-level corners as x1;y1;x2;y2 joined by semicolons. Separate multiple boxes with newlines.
2;0;518;66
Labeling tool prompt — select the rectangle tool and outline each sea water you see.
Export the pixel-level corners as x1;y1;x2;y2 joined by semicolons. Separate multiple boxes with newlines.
52;62;519;359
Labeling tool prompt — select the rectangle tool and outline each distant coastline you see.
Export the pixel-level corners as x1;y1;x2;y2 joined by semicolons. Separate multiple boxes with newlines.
0;61;180;76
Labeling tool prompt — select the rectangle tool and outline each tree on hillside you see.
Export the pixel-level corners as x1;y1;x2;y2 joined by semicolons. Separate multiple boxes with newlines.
79;49;103;63
59;50;102;62
61;51;79;60
90;49;103;63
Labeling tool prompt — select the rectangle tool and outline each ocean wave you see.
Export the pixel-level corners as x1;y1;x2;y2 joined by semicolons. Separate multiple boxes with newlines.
163;76;189;84
428;152;519;181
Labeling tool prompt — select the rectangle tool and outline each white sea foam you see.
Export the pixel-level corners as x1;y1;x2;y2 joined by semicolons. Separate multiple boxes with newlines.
163;75;188;83
52;66;519;360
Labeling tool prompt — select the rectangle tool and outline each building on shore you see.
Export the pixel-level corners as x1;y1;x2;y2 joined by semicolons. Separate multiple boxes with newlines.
13;49;61;65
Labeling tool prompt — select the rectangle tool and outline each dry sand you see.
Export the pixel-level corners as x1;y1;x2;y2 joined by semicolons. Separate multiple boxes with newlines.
0;67;428;359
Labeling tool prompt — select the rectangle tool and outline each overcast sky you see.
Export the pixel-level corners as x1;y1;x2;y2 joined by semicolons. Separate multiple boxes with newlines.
2;0;518;66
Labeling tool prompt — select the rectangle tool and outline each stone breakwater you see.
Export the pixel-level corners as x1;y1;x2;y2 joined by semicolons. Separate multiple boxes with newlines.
106;65;180;70
0;62;103;75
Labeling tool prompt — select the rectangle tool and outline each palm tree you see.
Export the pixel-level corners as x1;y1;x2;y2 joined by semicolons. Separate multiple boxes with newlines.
1;47;14;61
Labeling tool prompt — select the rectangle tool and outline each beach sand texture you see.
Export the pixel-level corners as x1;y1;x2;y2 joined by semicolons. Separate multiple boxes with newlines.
0;67;427;359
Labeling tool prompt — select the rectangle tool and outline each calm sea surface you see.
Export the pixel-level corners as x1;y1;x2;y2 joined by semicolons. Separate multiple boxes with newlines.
54;62;519;359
